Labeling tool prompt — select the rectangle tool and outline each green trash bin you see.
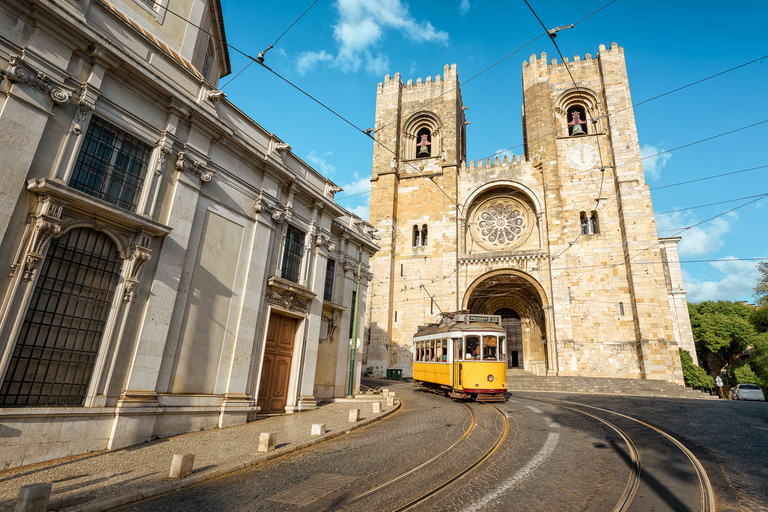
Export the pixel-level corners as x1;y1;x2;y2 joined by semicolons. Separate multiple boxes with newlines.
386;369;392;379
394;369;403;379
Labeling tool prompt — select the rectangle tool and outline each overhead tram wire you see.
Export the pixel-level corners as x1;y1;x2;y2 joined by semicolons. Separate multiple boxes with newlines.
655;192;768;215
660;193;768;237
373;0;619;136
483;54;768;164
650;164;768;191
522;0;610;264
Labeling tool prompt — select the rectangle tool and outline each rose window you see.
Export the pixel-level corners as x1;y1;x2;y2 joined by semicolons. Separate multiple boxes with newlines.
470;197;532;250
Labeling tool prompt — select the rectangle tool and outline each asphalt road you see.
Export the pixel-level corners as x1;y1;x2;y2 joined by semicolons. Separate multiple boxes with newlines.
116;382;765;512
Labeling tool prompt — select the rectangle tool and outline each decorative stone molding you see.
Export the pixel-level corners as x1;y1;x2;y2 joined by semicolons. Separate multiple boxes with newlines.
354;219;381;241
319;312;340;343
361;270;374;282
342;261;355;273
265;137;292;164
314;232;336;252
155;146;171;176
254;191;288;223
327;184;343;198
5;56;70;105
10;196;66;280
72;101;94;135
176;151;214;182
122;243;152;302
207;89;226;102
266;289;309;313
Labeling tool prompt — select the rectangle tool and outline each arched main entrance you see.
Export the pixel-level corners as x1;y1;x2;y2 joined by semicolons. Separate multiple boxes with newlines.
463;271;549;375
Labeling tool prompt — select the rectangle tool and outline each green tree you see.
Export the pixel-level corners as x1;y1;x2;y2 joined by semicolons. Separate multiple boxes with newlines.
679;348;714;389
755;262;768;307
751;306;768;333
688;301;767;377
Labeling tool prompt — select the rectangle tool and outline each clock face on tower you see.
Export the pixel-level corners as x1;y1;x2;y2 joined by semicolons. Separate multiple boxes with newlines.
566;142;599;171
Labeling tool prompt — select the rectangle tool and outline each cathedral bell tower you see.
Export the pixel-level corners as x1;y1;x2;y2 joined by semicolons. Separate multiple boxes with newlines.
365;64;466;377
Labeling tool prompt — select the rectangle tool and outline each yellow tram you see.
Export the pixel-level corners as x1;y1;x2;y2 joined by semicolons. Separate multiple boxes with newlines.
412;313;507;402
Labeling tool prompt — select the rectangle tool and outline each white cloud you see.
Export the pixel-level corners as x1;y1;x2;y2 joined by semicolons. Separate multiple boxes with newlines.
655;210;737;257
460;0;470;15
348;204;370;221
339;173;372;196
306;150;336;177
296;50;334;75
297;0;449;75
640;144;671;181
684;258;760;303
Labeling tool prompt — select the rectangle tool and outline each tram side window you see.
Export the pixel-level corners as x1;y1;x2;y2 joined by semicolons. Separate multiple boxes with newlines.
436;340;443;362
455;338;463;361
441;339;448;361
465;336;480;359
498;336;506;361
483;335;497;361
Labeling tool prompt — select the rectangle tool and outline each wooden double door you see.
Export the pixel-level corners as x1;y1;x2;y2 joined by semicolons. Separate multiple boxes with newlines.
257;313;298;413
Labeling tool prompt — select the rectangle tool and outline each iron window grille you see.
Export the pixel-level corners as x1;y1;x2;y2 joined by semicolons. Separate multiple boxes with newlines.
69;116;152;212
281;225;305;283
323;259;335;302
0;228;121;407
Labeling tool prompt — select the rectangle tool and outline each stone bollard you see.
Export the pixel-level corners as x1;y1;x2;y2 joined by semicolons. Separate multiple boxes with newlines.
258;432;276;453
16;483;52;512
387;396;394;407
311;423;325;436
349;408;360;422
373;402;381;414
389;391;395;397
382;388;389;397
169;453;195;479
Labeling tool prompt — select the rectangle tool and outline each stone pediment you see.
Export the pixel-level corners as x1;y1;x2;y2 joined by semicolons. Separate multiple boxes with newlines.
266;277;316;314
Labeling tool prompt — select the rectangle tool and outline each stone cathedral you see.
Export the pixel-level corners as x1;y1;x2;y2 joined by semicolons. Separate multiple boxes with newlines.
363;43;696;384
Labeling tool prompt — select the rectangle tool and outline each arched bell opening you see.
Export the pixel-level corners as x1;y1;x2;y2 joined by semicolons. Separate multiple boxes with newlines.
415;127;432;158
463;272;548;375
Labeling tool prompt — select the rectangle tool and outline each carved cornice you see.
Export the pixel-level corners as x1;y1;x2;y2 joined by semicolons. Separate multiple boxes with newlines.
176;151;214;183
266;289;309;313
253;190;287;223
207;89;226;102
5;56;70;105
265;137;292;164
314;231;336;252
123;244;152;302
353;219;381;242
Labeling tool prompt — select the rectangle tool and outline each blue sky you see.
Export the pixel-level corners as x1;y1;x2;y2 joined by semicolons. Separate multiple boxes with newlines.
218;0;767;304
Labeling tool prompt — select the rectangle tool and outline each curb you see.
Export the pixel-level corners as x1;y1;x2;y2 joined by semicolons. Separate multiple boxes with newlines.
72;399;401;512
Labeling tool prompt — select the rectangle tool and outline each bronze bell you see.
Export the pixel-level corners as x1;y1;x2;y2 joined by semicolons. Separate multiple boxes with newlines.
416;133;431;157
571;123;586;136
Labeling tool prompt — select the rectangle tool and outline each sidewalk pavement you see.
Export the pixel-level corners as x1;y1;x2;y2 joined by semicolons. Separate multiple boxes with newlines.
0;393;400;512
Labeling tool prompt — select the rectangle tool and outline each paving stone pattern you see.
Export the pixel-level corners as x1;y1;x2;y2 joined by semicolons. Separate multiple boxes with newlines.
0;398;398;512
117;382;469;511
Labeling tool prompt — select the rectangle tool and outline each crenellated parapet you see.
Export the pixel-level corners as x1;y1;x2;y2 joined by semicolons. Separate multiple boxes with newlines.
522;42;622;80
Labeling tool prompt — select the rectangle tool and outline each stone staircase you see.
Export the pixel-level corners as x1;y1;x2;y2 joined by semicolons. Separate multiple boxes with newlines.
506;369;717;400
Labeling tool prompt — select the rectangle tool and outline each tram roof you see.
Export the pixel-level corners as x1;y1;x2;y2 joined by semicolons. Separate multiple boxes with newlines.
414;321;506;338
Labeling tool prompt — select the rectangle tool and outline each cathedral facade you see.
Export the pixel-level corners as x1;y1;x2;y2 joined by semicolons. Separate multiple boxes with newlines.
364;43;694;384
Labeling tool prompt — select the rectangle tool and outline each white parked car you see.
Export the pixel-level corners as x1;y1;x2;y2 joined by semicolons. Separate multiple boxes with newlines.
729;383;766;401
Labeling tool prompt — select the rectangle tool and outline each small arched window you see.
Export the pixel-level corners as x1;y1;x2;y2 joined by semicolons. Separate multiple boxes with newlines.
412;225;420;246
421;224;428;246
567;106;588;136
416;128;432;158
580;211;598;235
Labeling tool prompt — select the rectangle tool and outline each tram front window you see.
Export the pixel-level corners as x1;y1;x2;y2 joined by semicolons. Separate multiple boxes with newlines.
482;335;498;361
465;336;480;359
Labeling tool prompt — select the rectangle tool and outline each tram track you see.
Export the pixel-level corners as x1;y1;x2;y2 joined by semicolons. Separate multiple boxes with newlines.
323;400;509;512
527;397;716;512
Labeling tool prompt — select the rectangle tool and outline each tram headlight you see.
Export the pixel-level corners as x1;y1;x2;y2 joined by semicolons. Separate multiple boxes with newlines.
487;374;494;382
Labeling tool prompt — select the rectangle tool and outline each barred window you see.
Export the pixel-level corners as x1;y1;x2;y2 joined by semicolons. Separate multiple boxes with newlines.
69;117;151;212
0;229;121;407
281;225;305;283
323;259;335;302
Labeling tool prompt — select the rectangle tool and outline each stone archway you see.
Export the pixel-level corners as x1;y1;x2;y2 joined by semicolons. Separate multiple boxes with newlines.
463;271;548;375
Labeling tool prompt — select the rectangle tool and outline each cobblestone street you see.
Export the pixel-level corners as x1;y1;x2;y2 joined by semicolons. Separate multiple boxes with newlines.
113;382;765;512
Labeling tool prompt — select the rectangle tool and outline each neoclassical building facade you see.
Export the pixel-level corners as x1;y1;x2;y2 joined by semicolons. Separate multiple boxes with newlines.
0;0;377;468
365;44;695;383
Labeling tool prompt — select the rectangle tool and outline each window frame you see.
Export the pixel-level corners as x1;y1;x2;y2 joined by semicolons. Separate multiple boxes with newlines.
323;258;335;302
281;225;305;283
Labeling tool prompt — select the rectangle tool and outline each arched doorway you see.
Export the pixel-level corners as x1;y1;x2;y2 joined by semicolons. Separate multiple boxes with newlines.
464;272;548;375
495;308;522;369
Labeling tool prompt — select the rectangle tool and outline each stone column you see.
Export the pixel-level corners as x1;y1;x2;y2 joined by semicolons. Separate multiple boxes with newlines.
0;57;69;244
